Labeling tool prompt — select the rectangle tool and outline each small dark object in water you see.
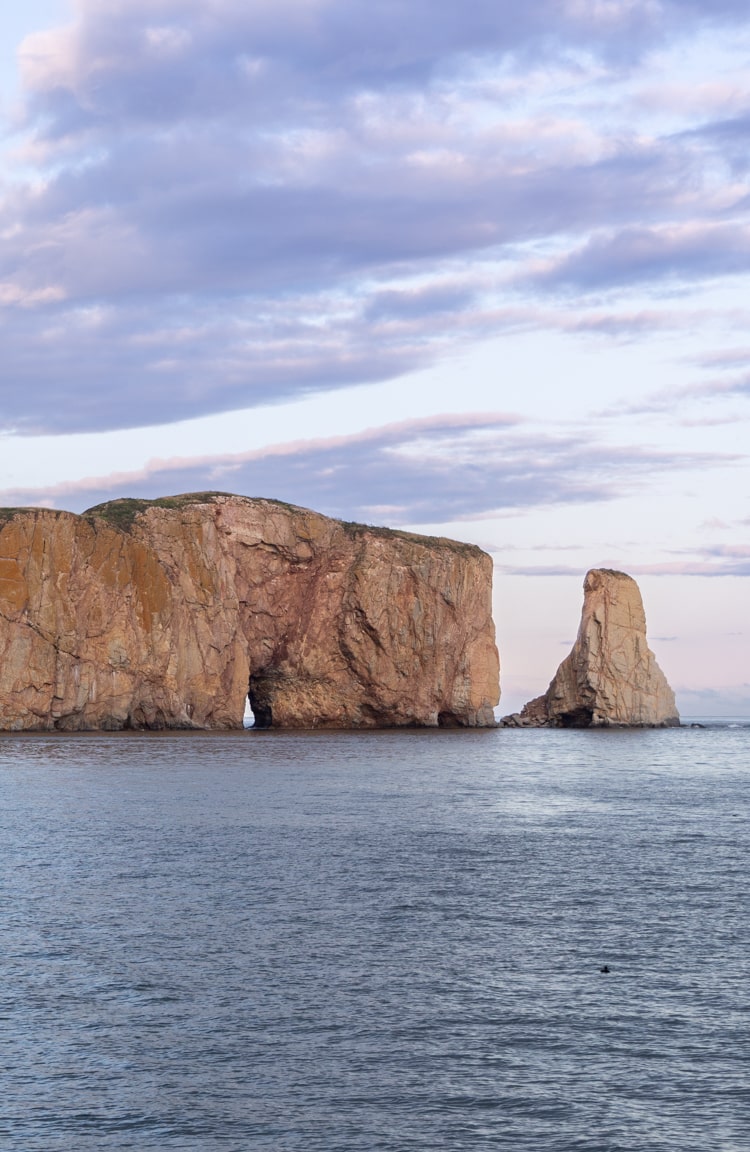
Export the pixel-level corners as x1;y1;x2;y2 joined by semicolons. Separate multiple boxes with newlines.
600;965;610;973
690;722;705;728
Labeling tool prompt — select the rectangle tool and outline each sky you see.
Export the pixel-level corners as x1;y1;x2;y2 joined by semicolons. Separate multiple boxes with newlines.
1;0;748;717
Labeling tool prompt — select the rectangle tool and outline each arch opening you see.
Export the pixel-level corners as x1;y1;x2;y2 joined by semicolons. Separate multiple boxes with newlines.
438;710;466;728
559;707;593;728
247;674;273;729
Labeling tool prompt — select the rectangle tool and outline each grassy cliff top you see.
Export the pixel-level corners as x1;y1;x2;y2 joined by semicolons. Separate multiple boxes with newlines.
0;507;30;524
338;519;482;556
84;492;235;531
0;506;72;525
77;492;484;557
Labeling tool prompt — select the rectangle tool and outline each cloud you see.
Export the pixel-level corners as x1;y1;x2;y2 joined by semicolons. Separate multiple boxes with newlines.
634;80;750;121
527;223;750;291
2;0;750;433
683;110;750;174
19;0;728;139
499;543;750;577
701;375;750;399
694;347;750;369
0;294;431;434
497;560;750;576
0;410;732;525
21;1;750;135
0;288;573;435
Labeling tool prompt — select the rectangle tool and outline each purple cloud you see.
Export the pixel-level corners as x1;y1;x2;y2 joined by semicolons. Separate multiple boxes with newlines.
527;223;750;291
2;0;750;434
0;411;732;525
22;0;750;143
498;541;750;578
19;0;722;141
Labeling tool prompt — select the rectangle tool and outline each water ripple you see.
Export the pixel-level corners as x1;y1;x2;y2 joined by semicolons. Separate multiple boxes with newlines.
0;726;747;1150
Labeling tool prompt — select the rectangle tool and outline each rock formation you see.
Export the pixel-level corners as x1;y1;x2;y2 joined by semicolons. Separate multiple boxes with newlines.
502;568;679;728
0;493;499;730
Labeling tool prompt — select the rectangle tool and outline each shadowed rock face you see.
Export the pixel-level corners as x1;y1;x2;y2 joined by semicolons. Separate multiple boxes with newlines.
0;493;499;730
502;568;679;728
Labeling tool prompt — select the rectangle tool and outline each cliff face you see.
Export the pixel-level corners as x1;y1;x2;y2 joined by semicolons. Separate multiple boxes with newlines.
503;568;679;728
0;494;499;730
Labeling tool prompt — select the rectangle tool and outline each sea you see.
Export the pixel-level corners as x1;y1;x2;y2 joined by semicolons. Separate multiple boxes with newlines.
1;724;748;1151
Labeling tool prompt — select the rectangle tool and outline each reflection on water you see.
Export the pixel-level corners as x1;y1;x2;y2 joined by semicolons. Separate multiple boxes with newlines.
1;726;748;1151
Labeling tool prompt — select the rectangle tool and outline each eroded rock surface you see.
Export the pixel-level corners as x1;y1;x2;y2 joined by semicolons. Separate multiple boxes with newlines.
0;493;499;730
502;568;679;728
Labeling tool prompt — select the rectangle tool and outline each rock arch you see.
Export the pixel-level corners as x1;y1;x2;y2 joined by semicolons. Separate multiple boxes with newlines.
0;494;500;730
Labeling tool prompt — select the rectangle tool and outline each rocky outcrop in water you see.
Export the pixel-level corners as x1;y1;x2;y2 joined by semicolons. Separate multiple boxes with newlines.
0;493;499;730
502;568;679;728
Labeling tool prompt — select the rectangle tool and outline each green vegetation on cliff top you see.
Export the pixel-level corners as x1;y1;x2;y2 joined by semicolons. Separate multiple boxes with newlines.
84;492;231;531
0;492;482;557
338;519;480;556
0;507;71;524
0;507;28;524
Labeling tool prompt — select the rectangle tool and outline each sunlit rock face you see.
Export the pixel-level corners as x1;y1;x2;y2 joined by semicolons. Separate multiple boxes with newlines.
503;568;679;729
0;494;499;730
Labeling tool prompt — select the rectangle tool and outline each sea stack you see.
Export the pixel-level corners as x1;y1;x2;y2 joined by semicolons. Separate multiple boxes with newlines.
503;568;679;728
0;493;499;730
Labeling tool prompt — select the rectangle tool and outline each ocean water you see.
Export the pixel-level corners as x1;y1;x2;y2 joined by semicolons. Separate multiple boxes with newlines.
1;725;748;1151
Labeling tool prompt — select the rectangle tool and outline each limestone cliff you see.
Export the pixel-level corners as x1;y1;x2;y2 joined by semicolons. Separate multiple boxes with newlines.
0;493;499;730
502;568;679;728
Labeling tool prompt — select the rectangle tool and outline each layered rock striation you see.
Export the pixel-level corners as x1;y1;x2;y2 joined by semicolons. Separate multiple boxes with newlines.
0;493;500;730
502;568;679;728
